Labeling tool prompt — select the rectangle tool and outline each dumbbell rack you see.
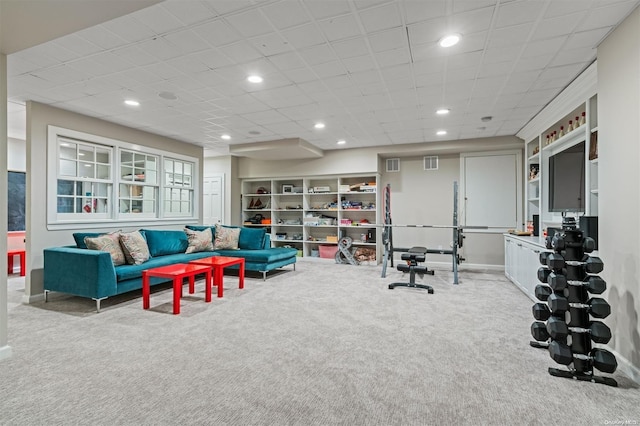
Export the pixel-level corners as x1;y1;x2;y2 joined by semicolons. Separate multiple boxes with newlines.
530;217;618;387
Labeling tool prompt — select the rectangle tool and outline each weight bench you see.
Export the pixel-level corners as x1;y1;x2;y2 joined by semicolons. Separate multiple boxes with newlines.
388;246;434;293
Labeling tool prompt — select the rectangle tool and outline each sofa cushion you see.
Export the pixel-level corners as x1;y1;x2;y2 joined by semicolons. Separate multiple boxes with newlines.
115;251;215;282
185;227;214;253
214;224;240;250
84;232;127;266
120;230;151;265
214;248;297;263
186;225;215;238
142;229;189;257
239;227;267;250
73;232;103;249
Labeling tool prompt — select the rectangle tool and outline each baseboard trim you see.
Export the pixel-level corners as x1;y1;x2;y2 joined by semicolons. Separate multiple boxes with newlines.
22;293;45;304
0;345;13;361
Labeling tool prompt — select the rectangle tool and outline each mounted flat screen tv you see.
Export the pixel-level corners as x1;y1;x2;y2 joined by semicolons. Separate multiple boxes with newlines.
548;141;585;212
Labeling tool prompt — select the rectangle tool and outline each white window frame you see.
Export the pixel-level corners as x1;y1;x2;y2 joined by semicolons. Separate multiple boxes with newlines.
47;125;200;230
163;157;195;218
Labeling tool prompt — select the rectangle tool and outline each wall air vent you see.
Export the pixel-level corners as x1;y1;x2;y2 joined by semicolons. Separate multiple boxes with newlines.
386;158;400;172
424;156;439;170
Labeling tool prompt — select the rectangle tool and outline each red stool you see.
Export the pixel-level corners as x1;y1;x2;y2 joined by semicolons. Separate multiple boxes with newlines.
8;250;26;276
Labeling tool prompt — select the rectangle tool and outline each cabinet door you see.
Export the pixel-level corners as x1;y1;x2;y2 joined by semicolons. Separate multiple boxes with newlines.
520;244;541;301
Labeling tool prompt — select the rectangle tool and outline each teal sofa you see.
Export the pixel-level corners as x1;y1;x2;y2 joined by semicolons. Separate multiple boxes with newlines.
43;227;297;312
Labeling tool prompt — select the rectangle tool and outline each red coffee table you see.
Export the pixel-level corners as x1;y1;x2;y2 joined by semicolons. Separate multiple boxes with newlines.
189;256;245;298
8;249;26;276
143;263;212;315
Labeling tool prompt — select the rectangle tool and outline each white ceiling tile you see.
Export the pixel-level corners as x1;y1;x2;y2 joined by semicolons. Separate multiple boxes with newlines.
453;1;497;14
303;0;352;20
280;67;317;84
298;43;338;65
281;23;327;49
407;18;449;45
7;55;39;77
218;40;263;63
249;33;292;56
521;37;568;58
11;44;67;68
565;27;612;50
73;26;129;51
318;14;362;42
137;37;184;61
192;19;242;47
31;64;90;85
160;0;219;25
483;46;521;64
342;55;377;73
129;5;185;35
495;1;542;28
451;6;495;35
368;27;407;53
262;1;310;29
487;23;534;49
99;15;157;43
241;109;290;125
358;3;402;33
311;60;349;78
112;45;159;67
267;51;308;71
548;48;595;68
193;49;235;69
401;0;446;24
331;37;370;59
142;62;184;81
163;29;211;54
208;1;253;16
224;8;274;38
375;48;411;68
578;1;640;31
513;53;554;72
532;13;587;41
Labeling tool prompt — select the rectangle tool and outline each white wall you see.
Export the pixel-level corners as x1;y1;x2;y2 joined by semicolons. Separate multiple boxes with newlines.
598;6;640;381
8;137;25;171
25;102;204;301
1;51;11;361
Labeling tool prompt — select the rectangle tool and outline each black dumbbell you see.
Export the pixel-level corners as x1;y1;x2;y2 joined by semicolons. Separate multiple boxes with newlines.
585;297;611;318
532;303;551;321
545;235;554;249
584;275;606;294
531;321;550;342
583;237;596;253
585;256;604;274
548;293;568;314
537;267;551;283
539;251;551;266
547;253;565;270
551;233;565;250
549;342;617;373
535;284;552;301
548;272;567;291
546;317;612;344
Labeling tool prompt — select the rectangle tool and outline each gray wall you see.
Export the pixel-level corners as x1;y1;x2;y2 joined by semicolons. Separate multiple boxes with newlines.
25;102;204;300
598;6;640;379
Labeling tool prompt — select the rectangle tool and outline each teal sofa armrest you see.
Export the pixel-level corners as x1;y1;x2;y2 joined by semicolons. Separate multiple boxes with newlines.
44;246;117;300
263;233;271;249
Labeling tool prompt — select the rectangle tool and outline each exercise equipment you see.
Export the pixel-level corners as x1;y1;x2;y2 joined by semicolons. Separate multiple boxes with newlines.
388;247;434;293
530;216;618;387
381;182;465;284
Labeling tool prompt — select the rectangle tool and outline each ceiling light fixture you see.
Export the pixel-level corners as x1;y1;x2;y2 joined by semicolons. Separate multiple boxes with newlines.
221;134;231;140
337;140;346;145
247;75;263;83
436;108;450;115
314;122;325;129
439;34;461;48
124;99;140;106
436;130;447;136
481;116;493;122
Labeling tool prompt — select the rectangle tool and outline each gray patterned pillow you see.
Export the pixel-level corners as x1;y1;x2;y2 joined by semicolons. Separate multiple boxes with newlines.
214;224;240;250
119;230;150;265
84;232;126;266
184;227;214;253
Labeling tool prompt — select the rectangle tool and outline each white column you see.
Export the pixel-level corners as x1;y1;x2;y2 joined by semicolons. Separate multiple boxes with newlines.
0;51;13;361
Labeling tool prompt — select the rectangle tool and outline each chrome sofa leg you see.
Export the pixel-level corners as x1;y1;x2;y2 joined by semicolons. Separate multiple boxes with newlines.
262;271;267;281
44;290;49;302
92;298;106;313
293;264;296;271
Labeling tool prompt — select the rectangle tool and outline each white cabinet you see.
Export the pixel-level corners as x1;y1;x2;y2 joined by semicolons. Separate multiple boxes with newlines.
242;174;380;262
504;234;546;302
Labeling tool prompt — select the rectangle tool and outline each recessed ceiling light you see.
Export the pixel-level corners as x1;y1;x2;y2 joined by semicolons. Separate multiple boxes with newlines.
436;130;447;136
314;122;325;129
247;75;263;83
337;140;346;145
221;134;231;140
439;34;461;48
481;116;493;122
124;99;140;106
436;108;450;115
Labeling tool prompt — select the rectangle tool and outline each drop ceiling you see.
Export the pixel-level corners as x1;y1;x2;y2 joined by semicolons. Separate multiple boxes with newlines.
5;0;640;157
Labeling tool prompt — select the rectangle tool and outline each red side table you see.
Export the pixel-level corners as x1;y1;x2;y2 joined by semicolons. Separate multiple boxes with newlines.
8;250;26;276
142;263;212;315
189;256;245;298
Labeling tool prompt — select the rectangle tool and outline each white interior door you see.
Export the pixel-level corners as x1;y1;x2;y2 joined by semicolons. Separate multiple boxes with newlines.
203;175;224;225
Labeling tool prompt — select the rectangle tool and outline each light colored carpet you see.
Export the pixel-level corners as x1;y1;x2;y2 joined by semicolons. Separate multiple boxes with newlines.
1;261;639;425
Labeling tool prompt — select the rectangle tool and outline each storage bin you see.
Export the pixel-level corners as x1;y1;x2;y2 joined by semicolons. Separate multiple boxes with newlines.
319;244;339;259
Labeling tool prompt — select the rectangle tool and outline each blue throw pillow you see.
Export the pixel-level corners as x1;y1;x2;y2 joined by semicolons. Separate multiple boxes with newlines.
236;226;267;250
141;229;189;257
73;232;103;249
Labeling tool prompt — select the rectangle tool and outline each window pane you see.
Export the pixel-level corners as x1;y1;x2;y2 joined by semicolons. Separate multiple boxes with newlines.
79;146;95;162
96;148;110;164
121;151;133;164
59;159;77;177
57;197;74;213
57;180;75;196
97;164;110;180
145;170;157;185
60;143;77;160
181;190;190;201
79;162;94;178
165;159;174;173
165;172;174;186
121;166;134;180
174;162;183;174
184;163;192;176
120;199;131;213
146;156;157;171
